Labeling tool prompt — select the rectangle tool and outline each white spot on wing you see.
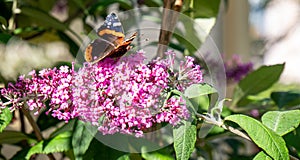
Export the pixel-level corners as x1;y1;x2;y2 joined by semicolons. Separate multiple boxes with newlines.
113;22;122;27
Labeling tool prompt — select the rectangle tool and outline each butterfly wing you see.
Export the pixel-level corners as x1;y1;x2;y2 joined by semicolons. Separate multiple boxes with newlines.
105;32;138;58
97;13;125;46
84;38;115;62
84;13;136;63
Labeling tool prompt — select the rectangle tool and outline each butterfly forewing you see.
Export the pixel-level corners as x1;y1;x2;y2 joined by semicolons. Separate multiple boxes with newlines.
97;13;125;46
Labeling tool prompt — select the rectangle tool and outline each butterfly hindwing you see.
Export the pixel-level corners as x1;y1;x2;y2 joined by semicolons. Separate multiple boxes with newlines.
84;38;115;62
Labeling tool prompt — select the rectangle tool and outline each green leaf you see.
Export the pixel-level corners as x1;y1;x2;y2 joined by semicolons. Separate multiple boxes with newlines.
184;83;217;99
143;0;163;7
57;30;80;58
0;108;12;133
37;0;57;12
26;131;72;159
11;148;30;160
190;95;209;112
117;154;131;160
71;0;86;10
271;91;300;108
89;0;132;15
37;110;61;131
20;6;81;42
0;131;36;144
141;146;173;160
43;131;72;153
284;126;300;156
225;114;289;160
173;4;218;55
13;26;46;39
50;119;75;138
20;6;68;31
173;19;201;54
72;120;97;160
0;16;7;27
169;42;185;53
173;120;196;160
0;33;13;44
232;64;285;107
183;0;221;18
253;151;272;160
83;138;127;160
115;0;133;10
141;152;173;160
0;1;11;22
262;110;300;136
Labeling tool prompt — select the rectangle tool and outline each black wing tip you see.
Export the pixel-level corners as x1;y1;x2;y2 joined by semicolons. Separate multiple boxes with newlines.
106;12;119;20
110;12;117;16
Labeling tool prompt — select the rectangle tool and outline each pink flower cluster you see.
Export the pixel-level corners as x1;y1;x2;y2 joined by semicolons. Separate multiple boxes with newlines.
173;55;203;91
0;50;203;137
0;66;76;122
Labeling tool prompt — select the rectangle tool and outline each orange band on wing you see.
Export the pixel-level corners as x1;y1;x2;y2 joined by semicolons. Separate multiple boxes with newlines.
85;44;93;62
98;29;125;38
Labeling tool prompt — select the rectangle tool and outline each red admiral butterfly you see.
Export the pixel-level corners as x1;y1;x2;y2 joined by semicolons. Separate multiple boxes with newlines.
85;13;137;64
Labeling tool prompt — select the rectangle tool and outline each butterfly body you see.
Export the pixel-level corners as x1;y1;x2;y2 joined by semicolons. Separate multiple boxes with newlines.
84;13;137;64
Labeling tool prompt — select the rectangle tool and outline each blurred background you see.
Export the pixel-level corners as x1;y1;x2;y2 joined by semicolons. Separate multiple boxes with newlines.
220;0;300;84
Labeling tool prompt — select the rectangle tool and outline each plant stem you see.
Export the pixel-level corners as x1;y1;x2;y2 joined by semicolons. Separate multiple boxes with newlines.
21;108;43;141
21;108;56;160
196;113;252;141
8;0;17;31
157;0;183;57
19;110;26;134
220;124;251;141
130;0;141;50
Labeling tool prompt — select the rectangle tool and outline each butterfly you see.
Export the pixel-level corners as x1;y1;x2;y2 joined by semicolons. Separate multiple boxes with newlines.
84;13;137;64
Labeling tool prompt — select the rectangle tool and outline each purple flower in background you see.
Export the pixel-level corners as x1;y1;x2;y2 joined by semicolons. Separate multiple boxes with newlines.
225;55;253;82
0;50;203;137
250;109;260;118
52;0;68;13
